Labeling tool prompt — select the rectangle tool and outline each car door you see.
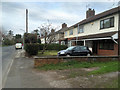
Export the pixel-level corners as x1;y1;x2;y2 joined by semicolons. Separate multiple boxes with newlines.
79;46;88;56
72;47;81;56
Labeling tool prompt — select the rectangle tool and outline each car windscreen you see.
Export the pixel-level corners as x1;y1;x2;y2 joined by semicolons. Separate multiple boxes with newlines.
66;46;75;50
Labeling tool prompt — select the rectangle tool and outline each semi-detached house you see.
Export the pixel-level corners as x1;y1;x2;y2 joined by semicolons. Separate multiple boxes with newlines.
63;6;120;56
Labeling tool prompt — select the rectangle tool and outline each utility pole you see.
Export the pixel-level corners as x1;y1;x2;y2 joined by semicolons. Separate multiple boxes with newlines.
26;9;28;33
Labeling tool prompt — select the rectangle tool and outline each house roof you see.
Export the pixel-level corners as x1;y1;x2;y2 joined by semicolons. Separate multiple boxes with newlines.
70;31;118;40
66;6;120;30
55;27;68;34
40;27;68;39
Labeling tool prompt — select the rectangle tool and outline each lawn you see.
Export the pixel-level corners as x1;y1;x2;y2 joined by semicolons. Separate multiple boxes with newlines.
37;60;118;75
37;50;58;56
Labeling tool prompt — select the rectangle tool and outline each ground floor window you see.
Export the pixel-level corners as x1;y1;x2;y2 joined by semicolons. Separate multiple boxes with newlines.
61;41;65;45
99;40;114;50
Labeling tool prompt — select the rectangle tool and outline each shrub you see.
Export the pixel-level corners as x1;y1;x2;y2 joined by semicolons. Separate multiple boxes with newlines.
24;33;37;43
25;43;39;55
3;38;15;46
38;43;67;51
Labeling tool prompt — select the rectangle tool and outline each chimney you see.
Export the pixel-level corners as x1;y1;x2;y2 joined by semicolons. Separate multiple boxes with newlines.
51;29;55;33
86;8;95;18
62;23;67;28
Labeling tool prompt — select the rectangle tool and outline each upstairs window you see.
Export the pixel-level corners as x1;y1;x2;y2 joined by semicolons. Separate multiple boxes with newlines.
78;26;84;34
100;17;114;29
69;29;73;35
65;31;67;36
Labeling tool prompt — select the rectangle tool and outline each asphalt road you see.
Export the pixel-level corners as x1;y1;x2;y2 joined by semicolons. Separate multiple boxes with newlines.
4;50;52;88
2;45;16;87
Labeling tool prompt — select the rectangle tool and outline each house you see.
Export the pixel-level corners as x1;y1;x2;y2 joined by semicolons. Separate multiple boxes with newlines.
52;23;68;45
40;23;68;45
63;6;120;56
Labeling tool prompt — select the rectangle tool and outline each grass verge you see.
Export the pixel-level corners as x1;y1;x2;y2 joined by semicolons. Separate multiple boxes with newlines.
37;60;118;75
37;50;58;56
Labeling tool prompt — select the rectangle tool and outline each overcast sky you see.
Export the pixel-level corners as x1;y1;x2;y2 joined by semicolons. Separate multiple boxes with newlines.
1;1;119;35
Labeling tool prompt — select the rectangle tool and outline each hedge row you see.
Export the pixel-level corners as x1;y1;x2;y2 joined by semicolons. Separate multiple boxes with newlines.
25;43;67;55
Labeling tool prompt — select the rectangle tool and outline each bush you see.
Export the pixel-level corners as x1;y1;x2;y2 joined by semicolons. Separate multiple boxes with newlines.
25;43;39;55
38;43;67;51
3;38;15;46
24;33;37;43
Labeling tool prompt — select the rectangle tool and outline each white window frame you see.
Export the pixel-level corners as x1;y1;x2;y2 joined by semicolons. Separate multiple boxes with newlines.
78;26;84;34
65;31;67;36
69;29;73;35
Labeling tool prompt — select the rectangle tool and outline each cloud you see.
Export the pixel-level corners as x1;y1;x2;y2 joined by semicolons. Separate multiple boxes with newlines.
1;2;116;35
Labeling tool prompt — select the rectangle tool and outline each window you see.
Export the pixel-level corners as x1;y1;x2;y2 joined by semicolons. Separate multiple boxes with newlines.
99;40;114;50
78;26;84;34
100;17;114;29
61;41;65;45
69;29;73;35
65;31;67;36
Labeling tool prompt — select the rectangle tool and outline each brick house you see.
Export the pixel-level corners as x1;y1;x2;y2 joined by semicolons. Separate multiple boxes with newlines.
63;6;120;56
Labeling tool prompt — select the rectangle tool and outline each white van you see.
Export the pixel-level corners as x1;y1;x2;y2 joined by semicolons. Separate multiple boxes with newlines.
15;43;22;49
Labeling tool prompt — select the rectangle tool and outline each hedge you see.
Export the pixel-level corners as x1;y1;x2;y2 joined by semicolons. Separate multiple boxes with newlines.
25;43;39;55
38;44;67;51
24;43;67;55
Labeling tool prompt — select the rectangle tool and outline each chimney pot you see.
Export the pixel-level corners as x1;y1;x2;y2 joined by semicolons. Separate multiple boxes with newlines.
62;23;67;28
86;8;95;18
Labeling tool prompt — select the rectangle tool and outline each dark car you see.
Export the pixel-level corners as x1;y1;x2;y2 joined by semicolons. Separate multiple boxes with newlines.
58;46;92;56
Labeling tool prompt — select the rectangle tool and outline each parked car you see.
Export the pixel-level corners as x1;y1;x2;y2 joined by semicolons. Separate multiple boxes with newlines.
15;43;22;49
58;46;92;56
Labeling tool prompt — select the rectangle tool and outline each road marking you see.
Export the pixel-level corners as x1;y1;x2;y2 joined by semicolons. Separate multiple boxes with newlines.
2;50;21;88
2;56;14;88
2;49;25;88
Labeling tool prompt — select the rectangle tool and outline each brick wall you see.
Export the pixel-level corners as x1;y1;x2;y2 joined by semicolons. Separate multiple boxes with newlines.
34;56;118;67
97;43;118;56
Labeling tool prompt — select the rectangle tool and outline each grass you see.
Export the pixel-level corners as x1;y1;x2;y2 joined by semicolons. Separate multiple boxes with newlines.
37;60;118;75
89;61;118;75
37;50;58;56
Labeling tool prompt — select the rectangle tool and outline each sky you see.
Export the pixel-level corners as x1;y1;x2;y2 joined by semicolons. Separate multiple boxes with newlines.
1;1;120;35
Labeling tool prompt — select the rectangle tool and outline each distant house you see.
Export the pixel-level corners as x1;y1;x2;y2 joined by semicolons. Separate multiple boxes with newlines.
63;6;120;56
40;23;68;45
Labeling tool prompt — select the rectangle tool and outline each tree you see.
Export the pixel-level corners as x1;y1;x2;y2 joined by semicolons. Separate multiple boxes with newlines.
8;30;13;35
38;21;57;54
24;33;37;44
15;34;22;39
14;34;23;43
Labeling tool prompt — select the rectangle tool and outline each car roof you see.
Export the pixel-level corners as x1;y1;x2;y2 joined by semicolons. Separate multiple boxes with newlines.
75;46;86;47
16;43;22;44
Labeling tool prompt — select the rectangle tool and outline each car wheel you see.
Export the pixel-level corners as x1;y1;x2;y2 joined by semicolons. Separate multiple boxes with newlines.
66;54;70;57
87;53;90;56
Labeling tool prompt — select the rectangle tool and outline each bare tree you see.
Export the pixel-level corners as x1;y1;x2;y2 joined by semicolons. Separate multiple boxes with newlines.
38;21;57;54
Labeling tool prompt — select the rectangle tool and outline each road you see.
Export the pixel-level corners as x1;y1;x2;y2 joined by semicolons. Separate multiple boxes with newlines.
2;45;16;87
4;50;52;88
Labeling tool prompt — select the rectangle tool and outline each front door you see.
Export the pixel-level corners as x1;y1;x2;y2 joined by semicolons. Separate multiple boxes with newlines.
92;41;98;55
